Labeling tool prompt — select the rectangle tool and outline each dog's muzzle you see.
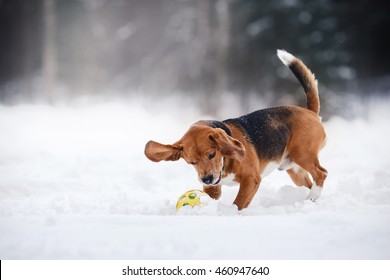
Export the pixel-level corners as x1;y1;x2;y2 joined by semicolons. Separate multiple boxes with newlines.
200;172;222;186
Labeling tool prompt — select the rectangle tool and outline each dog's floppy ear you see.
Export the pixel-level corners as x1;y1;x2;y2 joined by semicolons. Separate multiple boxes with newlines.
144;140;183;162
209;128;245;161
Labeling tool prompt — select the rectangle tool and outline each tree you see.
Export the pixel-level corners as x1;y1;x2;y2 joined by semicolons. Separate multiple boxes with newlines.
42;0;57;104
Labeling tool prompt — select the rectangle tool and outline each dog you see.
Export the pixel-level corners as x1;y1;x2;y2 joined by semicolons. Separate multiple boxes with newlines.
144;50;327;210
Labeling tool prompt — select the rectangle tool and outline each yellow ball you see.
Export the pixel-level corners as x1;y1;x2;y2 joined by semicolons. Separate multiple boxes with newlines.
176;189;208;211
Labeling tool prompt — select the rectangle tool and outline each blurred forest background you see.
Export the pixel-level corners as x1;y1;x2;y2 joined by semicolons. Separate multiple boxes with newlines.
1;0;390;119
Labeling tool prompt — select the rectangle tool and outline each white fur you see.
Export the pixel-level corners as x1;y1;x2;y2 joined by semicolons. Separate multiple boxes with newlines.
288;163;301;174
278;157;300;173
277;49;295;66
277;49;318;88
307;183;322;202
220;173;238;187
260;162;279;178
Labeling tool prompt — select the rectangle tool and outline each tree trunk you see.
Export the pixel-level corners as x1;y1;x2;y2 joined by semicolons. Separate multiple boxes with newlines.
212;0;230;115
43;0;57;104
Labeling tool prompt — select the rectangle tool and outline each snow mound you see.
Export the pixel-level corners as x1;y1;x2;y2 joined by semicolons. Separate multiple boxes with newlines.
0;99;390;259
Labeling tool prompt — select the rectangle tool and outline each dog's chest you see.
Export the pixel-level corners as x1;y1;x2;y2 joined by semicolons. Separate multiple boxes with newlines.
220;173;238;187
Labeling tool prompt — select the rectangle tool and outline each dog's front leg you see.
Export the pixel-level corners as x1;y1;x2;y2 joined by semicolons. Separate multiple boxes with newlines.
233;176;260;210
203;185;221;200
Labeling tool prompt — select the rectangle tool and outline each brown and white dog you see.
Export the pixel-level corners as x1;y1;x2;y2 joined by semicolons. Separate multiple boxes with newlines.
145;50;327;210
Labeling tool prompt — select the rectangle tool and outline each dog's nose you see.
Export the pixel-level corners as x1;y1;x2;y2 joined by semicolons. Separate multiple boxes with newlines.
201;174;214;185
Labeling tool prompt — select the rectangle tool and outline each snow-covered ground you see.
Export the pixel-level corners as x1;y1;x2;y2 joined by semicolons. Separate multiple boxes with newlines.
0;97;390;259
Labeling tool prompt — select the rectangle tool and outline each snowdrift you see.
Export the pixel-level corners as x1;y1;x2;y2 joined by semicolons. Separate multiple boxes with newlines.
0;99;389;259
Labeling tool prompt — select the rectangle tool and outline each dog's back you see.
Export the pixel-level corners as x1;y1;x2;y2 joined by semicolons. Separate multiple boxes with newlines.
224;107;292;161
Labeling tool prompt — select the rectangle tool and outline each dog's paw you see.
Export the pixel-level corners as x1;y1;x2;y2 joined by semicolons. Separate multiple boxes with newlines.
306;185;322;202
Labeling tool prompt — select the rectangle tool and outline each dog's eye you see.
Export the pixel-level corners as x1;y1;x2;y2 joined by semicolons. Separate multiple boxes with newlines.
208;152;216;160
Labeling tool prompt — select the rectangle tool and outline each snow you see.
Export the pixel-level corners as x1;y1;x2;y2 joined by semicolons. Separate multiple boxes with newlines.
0;98;390;259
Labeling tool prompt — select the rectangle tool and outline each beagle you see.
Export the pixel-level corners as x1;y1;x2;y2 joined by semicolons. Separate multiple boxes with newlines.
145;50;327;210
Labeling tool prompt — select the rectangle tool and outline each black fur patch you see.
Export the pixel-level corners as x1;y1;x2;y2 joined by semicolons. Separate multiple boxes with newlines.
208;120;232;136
224;107;292;160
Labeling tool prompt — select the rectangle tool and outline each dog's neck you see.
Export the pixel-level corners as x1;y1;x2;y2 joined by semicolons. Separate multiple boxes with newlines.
222;156;235;177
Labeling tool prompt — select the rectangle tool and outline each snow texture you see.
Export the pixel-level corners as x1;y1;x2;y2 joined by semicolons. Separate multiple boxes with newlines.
1;99;390;259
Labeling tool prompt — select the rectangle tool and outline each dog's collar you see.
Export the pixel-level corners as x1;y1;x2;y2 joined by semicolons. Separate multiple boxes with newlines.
209;120;232;136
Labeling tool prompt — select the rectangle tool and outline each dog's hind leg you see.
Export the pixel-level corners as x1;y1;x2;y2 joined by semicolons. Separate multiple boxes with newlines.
289;153;327;201
286;166;313;189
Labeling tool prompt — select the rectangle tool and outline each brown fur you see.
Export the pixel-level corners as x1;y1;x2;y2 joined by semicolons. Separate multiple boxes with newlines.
144;51;327;210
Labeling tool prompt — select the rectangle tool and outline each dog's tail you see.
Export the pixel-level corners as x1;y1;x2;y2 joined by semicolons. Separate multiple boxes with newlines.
277;49;320;115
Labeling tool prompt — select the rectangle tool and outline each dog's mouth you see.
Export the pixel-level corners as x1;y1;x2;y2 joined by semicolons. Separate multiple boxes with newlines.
200;171;222;186
213;173;222;185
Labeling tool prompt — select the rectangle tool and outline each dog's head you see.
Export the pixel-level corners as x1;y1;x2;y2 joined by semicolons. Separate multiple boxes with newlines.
144;122;245;186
